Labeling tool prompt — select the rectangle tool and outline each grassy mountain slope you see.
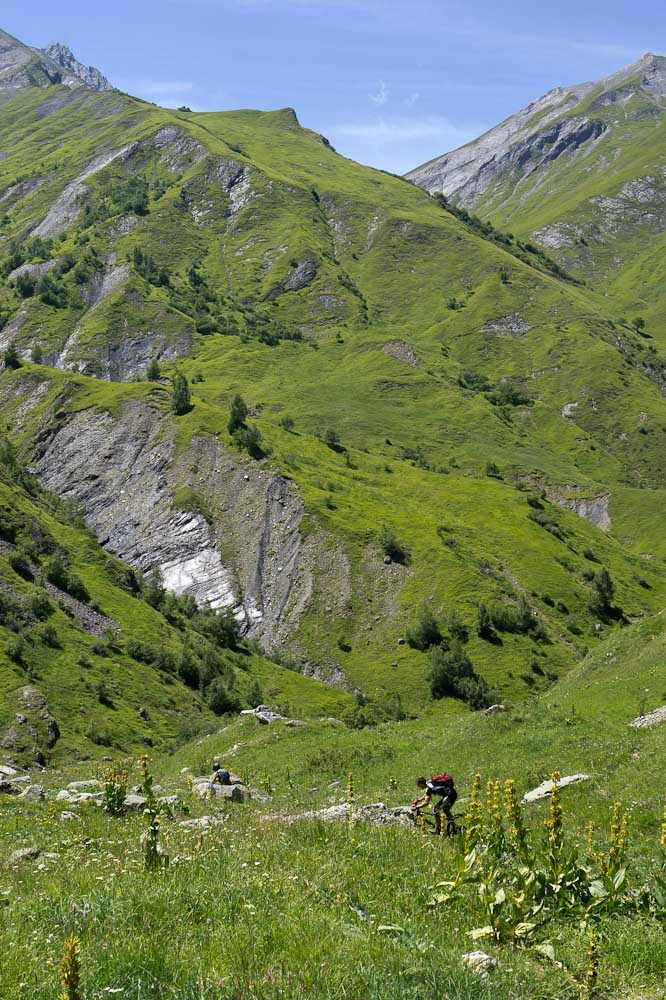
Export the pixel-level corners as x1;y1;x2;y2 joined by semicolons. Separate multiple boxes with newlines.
2;613;666;998
0;38;665;729
408;54;666;348
0;439;349;766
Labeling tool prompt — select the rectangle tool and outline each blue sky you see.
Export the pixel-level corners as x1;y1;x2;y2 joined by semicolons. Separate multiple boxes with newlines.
3;0;664;172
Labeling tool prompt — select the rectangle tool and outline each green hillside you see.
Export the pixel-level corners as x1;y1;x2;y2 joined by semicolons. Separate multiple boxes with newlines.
2;613;665;998
408;55;666;350
0;43;666;736
0;438;350;766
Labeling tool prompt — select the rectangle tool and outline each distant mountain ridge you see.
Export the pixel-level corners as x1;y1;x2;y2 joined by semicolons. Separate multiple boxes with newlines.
406;53;666;205
0;29;112;101
41;42;112;92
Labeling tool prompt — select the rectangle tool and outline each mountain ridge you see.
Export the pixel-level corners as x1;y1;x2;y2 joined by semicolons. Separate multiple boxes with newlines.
1;26;666;754
406;52;666;202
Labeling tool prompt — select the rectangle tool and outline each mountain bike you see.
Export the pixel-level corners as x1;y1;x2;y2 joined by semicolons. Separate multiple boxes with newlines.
410;805;464;838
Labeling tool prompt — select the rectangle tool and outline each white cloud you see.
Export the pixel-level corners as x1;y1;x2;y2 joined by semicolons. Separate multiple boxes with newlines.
334;114;479;146
403;91;420;108
369;79;389;106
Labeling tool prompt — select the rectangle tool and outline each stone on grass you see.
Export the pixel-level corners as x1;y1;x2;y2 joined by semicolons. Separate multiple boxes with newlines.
123;793;147;810
19;784;45;802
10;846;41;863
179;815;225;830
483;704;506;716
462;951;499;977
60;811;80;822
68;780;102;792
629;705;666;729
522;774;589;803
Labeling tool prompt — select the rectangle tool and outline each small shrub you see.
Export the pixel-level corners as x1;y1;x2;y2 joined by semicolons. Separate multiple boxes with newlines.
5;635;26;663
379;525;410;565
233;423;266;459
228;393;248;434
407;605;442;650
171;372;191;415
36;622;59;647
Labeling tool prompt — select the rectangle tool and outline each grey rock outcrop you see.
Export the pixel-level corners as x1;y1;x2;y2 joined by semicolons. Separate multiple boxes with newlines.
407;54;666;206
0;28;82;99
19;784;45;802
10;846;41;863
41;43;113;92
32;398;350;648
522;774;589;803
629;705;666;729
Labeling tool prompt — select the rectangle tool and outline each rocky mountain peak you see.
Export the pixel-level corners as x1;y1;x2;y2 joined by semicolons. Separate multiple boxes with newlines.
0;27;80;97
41;42;113;92
407;52;666;202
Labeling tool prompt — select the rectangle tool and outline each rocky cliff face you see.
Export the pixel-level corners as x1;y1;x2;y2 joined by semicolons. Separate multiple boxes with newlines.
0;29;82;99
32;399;350;651
407;54;666;205
41;43;112;92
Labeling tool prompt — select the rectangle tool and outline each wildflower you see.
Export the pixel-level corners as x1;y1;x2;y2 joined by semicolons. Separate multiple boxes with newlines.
545;771;563;855
58;934;82;1000
585;930;600;997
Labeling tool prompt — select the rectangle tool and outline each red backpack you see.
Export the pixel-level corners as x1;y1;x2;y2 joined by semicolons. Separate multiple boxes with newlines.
431;773;454;788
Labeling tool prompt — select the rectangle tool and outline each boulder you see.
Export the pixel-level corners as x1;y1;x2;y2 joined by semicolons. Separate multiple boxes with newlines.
0;780;19;796
483;704;506;716
279;802;411;827
194;780;250;803
19;784;45;802
0;765;18;778
179;815;224;830
123;793;147;810
60;811;80;822
68;780;102;792
241;705;286;725
522;774;589;803
629;705;666;729
56;790;74;802
10;846;41;863
462;952;499;977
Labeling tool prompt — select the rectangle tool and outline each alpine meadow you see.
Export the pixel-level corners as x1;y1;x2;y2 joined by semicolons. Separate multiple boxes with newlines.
1;21;666;1000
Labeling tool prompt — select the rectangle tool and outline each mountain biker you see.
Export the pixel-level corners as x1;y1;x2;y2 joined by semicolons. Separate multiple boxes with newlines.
411;773;457;835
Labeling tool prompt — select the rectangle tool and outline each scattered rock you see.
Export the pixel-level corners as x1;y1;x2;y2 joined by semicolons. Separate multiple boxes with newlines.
10;846;41;863
19;784;45;802
56;790;74;802
278;802;412;827
462;951;499;977
68;780;102;793
60;811;80;822
522;774;589;803
381;340;419;368
483;704;506;716
241;705;287;725
123;793;147;810
179;815;224;830
629;705;666;729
